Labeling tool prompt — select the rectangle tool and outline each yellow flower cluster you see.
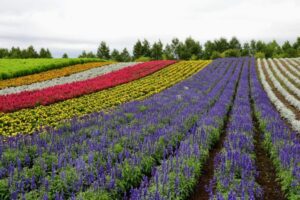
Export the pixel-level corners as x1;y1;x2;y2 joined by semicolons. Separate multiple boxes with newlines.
0;61;210;136
0;62;112;89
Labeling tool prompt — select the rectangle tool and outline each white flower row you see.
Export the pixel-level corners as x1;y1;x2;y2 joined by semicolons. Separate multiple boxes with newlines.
257;59;300;132
274;58;300;86
290;58;300;69
264;59;300;111
280;58;300;77
268;59;300;99
0;62;139;95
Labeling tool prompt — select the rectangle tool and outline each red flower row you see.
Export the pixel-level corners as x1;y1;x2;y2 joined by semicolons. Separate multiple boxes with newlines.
0;60;176;113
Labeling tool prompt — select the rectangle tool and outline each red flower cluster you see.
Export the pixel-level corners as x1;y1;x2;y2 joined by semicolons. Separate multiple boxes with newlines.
0;60;176;112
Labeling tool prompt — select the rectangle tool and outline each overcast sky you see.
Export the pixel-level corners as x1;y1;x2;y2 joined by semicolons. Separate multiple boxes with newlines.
0;0;299;57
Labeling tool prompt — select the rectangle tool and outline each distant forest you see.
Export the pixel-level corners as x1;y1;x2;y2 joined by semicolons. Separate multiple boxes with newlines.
1;37;299;61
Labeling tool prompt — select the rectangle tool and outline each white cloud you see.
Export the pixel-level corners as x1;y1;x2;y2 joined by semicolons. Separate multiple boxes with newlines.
0;0;299;57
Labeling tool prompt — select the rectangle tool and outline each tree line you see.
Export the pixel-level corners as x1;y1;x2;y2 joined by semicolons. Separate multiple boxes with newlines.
1;37;300;60
0;46;52;59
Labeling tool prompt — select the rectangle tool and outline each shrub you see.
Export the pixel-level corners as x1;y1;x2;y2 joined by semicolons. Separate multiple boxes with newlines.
222;49;241;57
255;52;265;58
135;56;151;62
210;51;222;59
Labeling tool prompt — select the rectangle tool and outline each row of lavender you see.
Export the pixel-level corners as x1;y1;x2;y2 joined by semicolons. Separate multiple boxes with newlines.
0;58;234;199
208;57;262;199
128;53;243;199
250;58;300;199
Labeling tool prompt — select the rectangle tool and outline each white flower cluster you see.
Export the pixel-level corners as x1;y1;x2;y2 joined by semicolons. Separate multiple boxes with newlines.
0;62;138;95
257;59;300;132
280;58;300;77
268;59;300;99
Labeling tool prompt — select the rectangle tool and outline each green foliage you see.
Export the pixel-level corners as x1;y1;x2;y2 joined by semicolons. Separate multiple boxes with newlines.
133;40;143;59
0;179;9;200
210;51;222;59
0;58;103;80
135;56;151;62
151;40;163;60
77;190;111;200
222;49;241;57
255;51;265;58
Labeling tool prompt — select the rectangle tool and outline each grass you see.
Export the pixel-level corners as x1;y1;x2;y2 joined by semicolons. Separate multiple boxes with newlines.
0;58;104;80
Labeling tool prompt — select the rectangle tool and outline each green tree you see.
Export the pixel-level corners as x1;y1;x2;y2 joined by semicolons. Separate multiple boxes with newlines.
229;37;241;50
111;49;121;61
241;42;251;56
39;48;52;58
142;39;151;57
25;45;39;58
203;40;216;59
171;38;180;59
151;40;163;60
184;37;202;59
120;48;131;62
9;47;22;58
163;44;175;60
133;40;143;59
0;48;9;58
62;53;68;58
214;38;229;53
78;51;87;58
97;41;110;59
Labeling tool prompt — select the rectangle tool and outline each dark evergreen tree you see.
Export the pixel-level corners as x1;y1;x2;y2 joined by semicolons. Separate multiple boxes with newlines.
97;41;110;59
111;49;121;61
229;37;242;50
133;40;143;59
142;39;151;57
120;48;131;62
62;53;68;58
151;41;163;60
0;48;9;58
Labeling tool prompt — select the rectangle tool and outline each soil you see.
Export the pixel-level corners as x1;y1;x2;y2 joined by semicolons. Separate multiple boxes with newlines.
189;61;241;200
249;66;287;199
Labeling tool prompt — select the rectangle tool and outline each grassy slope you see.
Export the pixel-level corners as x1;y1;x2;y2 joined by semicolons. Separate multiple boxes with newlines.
0;58;104;80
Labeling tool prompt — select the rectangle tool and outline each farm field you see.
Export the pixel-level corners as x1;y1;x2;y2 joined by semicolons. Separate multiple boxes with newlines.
0;58;104;80
0;58;299;200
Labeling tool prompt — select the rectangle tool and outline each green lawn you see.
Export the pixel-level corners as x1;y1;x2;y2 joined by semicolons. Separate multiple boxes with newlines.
0;58;104;80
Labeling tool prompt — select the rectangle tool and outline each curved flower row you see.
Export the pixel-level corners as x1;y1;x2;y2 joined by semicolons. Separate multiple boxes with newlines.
257;59;300;132
0;61;176;112
288;58;300;71
273;58;300;88
280;58;300;77
264;59;300;110
270;59;300;99
0;61;209;136
0;60;217;199
0;61;111;89
0;62;138;95
250;58;300;199
129;58;242;200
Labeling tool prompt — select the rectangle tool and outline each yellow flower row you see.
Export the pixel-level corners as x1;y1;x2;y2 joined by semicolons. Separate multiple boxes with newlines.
0;61;211;136
0;62;113;89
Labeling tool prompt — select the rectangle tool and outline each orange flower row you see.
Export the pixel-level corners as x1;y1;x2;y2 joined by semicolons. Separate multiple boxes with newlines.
0;62;113;89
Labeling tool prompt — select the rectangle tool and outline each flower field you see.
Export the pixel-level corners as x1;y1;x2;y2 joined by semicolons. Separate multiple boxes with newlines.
0;58;299;200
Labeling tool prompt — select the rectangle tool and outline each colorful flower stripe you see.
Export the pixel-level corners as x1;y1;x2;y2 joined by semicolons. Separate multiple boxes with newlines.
0;60;214;199
0;61;210;136
0;62;138;95
129;58;241;200
0;61;176;112
0;62;113;89
209;57;262;199
250;58;300;199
